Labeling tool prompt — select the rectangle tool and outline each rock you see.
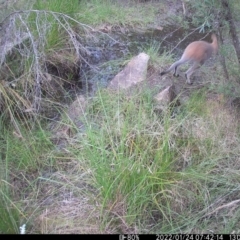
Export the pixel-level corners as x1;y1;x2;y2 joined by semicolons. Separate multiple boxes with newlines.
108;52;150;90
154;84;180;113
50;95;87;149
67;95;87;128
51;125;72;149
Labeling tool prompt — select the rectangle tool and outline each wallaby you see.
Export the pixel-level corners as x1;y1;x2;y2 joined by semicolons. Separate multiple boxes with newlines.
160;34;218;84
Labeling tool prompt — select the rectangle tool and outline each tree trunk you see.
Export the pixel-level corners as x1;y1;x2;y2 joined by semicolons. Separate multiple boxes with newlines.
221;0;240;65
218;28;229;81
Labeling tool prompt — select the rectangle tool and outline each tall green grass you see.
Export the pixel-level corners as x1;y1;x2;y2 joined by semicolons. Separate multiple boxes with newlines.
33;0;80;16
31;0;81;51
77;0;157;26
76;88;182;227
2;79;240;233
73;87;240;232
0;120;54;233
0;187;20;234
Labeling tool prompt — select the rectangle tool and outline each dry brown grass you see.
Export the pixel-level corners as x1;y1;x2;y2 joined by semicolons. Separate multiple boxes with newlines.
24;160;111;234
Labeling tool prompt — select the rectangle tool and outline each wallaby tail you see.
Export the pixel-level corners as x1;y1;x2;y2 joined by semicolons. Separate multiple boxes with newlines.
160;59;186;76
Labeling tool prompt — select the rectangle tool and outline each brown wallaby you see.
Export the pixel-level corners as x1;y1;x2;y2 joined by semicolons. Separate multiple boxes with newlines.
160;34;218;84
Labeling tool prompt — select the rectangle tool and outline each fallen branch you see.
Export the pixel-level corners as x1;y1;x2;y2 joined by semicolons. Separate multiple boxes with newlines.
205;199;240;217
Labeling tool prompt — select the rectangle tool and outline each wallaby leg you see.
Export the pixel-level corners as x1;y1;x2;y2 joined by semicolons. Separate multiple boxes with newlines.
185;62;201;84
173;58;189;77
173;65;180;77
161;59;189;77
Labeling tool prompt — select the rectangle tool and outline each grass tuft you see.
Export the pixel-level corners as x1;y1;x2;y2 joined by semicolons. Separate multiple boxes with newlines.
77;0;157;27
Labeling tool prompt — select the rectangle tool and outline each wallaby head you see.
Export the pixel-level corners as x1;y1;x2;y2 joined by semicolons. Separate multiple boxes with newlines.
160;33;218;84
210;33;218;54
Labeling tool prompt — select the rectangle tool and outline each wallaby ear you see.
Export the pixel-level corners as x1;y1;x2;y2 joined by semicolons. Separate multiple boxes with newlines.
210;33;218;54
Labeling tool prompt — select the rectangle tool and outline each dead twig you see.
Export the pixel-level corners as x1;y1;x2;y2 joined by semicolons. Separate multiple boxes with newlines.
205;199;240;217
